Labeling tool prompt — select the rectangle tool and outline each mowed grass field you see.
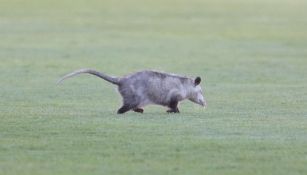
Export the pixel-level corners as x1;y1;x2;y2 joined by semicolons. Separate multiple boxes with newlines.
1;0;307;174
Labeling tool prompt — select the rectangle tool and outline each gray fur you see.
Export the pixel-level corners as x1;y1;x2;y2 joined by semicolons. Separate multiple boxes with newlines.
57;69;206;114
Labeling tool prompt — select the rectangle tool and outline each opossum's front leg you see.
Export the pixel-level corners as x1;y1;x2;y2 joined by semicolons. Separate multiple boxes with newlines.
167;98;180;113
133;108;144;113
167;108;179;113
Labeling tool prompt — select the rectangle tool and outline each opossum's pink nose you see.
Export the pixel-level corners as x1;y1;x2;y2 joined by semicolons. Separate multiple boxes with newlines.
202;100;207;108
197;97;207;108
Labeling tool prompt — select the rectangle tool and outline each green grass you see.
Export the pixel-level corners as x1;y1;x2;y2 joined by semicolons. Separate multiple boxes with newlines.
1;0;307;174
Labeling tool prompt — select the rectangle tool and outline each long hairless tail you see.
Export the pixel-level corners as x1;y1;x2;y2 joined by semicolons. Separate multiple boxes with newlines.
56;68;120;85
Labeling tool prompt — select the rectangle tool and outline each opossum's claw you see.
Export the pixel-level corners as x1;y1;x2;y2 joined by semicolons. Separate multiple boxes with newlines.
167;108;180;113
133;108;144;113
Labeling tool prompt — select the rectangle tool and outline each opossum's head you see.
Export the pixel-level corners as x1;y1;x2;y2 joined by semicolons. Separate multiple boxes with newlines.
188;77;207;107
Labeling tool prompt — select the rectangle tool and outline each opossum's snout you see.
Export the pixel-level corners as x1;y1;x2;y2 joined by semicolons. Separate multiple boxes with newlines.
201;98;207;108
189;89;207;108
197;94;207;108
189;94;206;108
189;77;207;108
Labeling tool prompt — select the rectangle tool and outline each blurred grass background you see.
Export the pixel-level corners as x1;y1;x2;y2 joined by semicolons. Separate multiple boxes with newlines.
0;0;307;175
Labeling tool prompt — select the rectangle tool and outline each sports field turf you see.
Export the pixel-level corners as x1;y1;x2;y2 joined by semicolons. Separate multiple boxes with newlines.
0;0;307;174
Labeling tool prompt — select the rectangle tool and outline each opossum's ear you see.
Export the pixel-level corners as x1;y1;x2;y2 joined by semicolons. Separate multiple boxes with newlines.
194;77;201;86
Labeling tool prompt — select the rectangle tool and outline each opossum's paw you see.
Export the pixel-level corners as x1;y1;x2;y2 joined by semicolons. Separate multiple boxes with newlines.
117;105;132;114
167;108;180;113
133;108;144;113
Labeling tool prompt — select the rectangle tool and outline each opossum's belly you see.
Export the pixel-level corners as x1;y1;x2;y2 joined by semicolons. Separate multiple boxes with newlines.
138;98;169;108
138;99;153;108
137;92;168;107
143;91;172;106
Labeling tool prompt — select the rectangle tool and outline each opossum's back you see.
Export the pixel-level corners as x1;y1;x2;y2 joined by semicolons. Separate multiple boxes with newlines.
120;71;184;95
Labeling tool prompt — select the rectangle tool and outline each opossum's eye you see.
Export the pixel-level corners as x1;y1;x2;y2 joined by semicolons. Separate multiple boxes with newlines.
194;77;201;86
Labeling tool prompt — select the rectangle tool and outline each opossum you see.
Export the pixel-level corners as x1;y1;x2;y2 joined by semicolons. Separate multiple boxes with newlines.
57;69;207;114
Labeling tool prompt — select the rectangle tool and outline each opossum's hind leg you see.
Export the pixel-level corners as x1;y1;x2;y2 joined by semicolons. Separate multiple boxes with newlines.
167;98;180;113
117;104;136;114
133;108;144;113
117;95;140;114
117;107;143;114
